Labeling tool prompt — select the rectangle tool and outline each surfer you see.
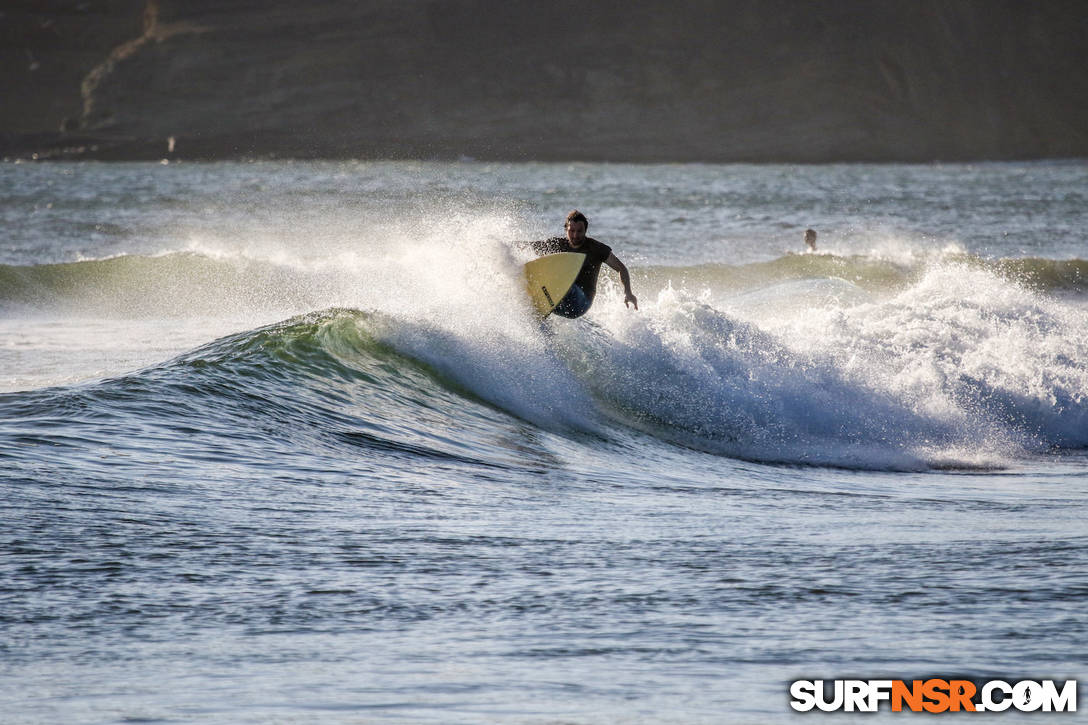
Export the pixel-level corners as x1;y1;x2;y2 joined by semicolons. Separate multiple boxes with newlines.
804;228;817;252
531;210;638;318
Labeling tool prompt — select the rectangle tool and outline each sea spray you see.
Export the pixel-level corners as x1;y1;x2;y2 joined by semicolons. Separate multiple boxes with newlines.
556;285;955;470
760;262;1088;457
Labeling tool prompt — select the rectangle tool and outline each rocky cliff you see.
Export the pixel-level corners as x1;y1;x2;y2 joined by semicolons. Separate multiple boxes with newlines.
4;0;1087;161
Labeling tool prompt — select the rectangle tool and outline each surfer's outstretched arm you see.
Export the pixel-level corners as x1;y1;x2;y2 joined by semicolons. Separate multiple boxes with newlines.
605;253;638;310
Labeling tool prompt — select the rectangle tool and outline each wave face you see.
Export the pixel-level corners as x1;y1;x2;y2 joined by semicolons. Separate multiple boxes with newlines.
2;309;550;483
5;248;1087;472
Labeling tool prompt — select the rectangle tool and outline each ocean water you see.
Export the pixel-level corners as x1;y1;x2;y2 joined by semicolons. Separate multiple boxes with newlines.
1;160;1086;723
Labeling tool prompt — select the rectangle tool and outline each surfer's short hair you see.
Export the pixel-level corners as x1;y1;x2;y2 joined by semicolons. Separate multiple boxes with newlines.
565;210;588;230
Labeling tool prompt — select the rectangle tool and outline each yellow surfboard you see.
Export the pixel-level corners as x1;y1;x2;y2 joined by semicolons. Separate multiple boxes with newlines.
523;252;585;317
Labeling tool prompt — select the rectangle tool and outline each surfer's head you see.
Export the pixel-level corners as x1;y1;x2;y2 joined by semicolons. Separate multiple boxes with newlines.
565;210;588;245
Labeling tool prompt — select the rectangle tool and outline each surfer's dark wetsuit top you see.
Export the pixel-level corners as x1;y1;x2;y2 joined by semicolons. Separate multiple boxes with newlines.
530;236;612;318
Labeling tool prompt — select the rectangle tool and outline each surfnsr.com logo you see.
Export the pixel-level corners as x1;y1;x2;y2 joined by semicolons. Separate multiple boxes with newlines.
789;679;1077;713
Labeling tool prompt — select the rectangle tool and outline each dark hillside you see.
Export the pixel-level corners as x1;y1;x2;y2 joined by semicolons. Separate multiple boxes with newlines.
3;0;1086;161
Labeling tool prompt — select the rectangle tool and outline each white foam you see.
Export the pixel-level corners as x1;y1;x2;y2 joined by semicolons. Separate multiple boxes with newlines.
757;262;1088;458
554;285;946;469
504;255;1088;469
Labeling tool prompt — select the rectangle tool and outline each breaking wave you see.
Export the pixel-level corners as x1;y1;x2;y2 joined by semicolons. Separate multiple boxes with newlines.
5;248;1087;473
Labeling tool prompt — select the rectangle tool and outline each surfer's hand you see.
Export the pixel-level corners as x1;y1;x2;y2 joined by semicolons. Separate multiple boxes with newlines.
625;292;638;310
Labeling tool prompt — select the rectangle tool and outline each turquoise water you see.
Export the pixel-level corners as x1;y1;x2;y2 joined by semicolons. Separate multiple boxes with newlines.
1;161;1087;723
